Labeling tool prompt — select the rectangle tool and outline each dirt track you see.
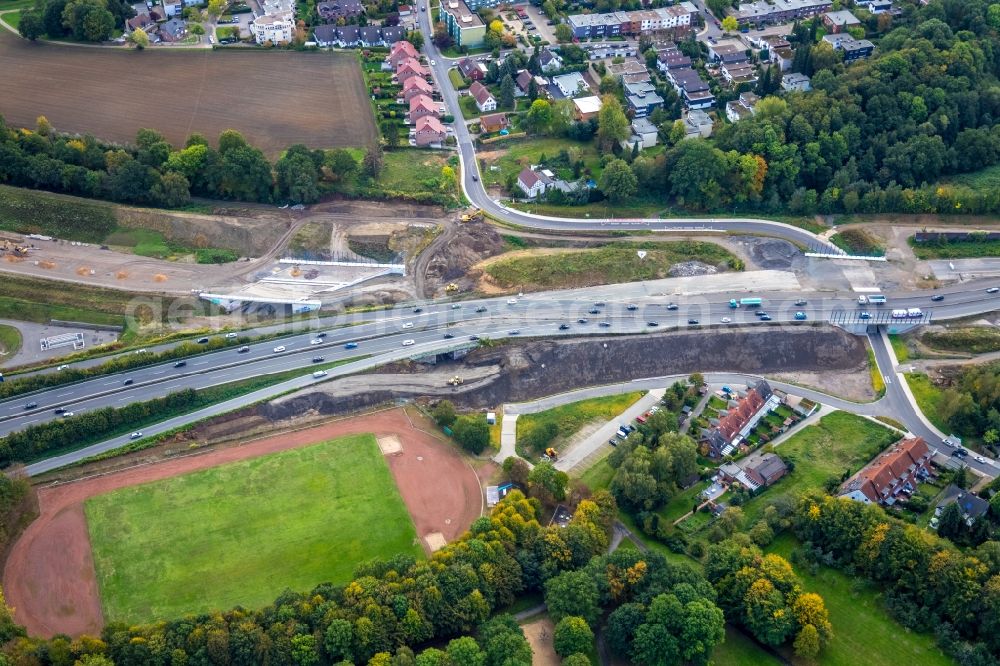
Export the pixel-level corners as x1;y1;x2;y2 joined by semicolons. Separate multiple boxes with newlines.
4;409;484;638
0;32;375;156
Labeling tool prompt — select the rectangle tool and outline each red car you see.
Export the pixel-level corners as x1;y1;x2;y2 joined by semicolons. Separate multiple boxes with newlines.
636;415;647;424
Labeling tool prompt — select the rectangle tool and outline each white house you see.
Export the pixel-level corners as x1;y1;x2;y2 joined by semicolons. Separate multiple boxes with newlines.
250;14;294;44
163;0;184;17
517;167;554;199
683;109;713;139
469;81;497;112
539;49;564;73
552;72;590;98
629;117;658;149
781;72;812;92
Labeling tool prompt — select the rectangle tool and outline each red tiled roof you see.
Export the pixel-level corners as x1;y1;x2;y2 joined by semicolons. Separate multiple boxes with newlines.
409;94;437;114
715;388;765;442
470;81;494;106
416;115;446;134
390;40;418;57
845;437;930;503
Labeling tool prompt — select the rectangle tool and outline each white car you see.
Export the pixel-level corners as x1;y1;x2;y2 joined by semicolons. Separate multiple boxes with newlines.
273;345;286;353
989;287;1000;293
61;412;75;418
507;298;518;305
402;322;414;329
402;339;415;346
57;365;68;371
130;432;143;440
721;317;732;323
225;332;238;338
430;59;436;65
976;455;987;464
451;304;462;309
310;338;323;345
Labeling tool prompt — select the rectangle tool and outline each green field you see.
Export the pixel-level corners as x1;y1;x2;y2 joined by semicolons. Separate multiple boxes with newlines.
740;412;897;525
922;327;1000;354
484;241;740;291
710;626;781;666
481;137;603;190
516;391;644;456
903;373;950;432
0;323;22;358
767;534;953;666
830;228;885;256
86;433;421;623
909;236;1000;259
888;334;910;362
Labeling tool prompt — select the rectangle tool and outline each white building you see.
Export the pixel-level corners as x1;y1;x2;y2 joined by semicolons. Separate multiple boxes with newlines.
552;72;591;98
250;14;295;44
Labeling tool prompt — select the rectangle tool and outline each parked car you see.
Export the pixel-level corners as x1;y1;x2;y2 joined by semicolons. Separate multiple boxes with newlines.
720;317;732;323
988;287;999;293
648;321;659;327
976;455;988;464
413;307;423;313
508;329;520;335
61;411;75;417
54;408;66;415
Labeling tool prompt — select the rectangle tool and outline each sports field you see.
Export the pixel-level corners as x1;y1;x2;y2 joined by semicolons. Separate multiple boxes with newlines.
0;31;376;155
85;433;421;623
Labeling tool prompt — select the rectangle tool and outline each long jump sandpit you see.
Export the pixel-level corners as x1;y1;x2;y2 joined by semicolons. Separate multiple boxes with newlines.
4;408;484;637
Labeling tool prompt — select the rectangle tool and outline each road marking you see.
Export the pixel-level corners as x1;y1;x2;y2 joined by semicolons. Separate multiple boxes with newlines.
23;419;37;425
151;370;165;375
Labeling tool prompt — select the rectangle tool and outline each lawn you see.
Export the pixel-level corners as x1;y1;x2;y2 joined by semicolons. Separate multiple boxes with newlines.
481;137;603;190
922;327;1000;354
578;456;614;490
658;479;710;524
86;433;421;623
710;626;781;666
448;67;469;90
739;412;897;525
483;241;741;291
889;334;910;362
2;9;20;28
829;228;885;256
517;391;644;457
904;373;950;432
0;323;22;358
908;236;1000;259
766;534;954;666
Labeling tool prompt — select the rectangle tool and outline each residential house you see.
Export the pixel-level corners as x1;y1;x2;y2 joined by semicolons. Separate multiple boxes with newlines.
667;68;714;109
408;94;440;123
720;452;788;491
839;436;933;506
336;25;361;46
126;13;157;33
515;69;534;95
683;109;714;138
707;41;747;63
726;91;759;122
479;112;509;133
250;14;294;44
607;58;649;82
388;40;419;68
380;26;404;45
162;0;183;18
822;33;875;61
735;0;831;25
469;81;497;112
629;117;658;149
822;9;860;33
313;24;338;46
401;76;434;102
159;18;188;42
316;0;363;22
937;485;990;527
412;115;447;147
552;72;590;98
700;380;780;458
573;95;603;121
517;167;554;199
565;4;695;39
357;26;382;46
772;46;795;71
867;0;892;13
657;52;692;73
539;49;563;73
722;62;757;85
396;58;430;85
623;80;664;118
398;4;412;15
781;72;811;91
440;0;485;48
458;57;487;81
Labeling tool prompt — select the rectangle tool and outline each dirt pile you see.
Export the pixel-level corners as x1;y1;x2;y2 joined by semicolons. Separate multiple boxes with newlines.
115;207;293;257
261;326;867;419
422;223;506;296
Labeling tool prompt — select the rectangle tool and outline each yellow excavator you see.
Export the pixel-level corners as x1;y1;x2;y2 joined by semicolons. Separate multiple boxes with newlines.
545;447;558;460
448;376;464;386
459;208;483;223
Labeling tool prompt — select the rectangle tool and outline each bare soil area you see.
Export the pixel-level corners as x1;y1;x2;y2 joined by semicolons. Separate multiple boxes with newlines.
0;33;375;156
4;409;484;638
521;617;560;666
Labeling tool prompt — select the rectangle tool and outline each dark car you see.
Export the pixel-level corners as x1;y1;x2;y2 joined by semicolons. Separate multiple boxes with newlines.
931;294;945;301
578;318;588;324
238;346;250;353
472;174;479;181
599;321;611;327
627;304;638;311
589;308;600;314
666;303;679;310
123;378;134;385
648;321;659;327
608;439;618;447
756;311;769;318
594;301;606;307
54;408;66;415
174;361;187;368
443;333;455;339
794;300;807;306
312;357;325;363
559;323;570;330
469;335;480;341
413;307;423;313
759;314;772;321
316;332;327;338
197;337;209;344
475;306;487;313
688;319;699;325
24;402;37;410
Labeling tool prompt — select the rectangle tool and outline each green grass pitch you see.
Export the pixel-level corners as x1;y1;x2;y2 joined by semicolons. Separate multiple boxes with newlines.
85;433;422;623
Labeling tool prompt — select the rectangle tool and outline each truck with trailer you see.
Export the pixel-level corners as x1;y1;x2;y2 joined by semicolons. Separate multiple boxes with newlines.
729;298;763;308
858;294;887;305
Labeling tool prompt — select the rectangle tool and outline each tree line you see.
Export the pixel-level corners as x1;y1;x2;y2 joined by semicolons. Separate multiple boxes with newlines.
0;117;386;210
18;0;135;43
0;489;733;666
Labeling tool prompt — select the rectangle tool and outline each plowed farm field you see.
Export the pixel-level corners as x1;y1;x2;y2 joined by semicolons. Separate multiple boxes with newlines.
0;32;376;156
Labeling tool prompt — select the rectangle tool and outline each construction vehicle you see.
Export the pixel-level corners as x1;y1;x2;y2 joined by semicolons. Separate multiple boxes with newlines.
448;376;464;386
1;240;29;257
545;447;558;460
445;283;459;293
459;208;483;223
